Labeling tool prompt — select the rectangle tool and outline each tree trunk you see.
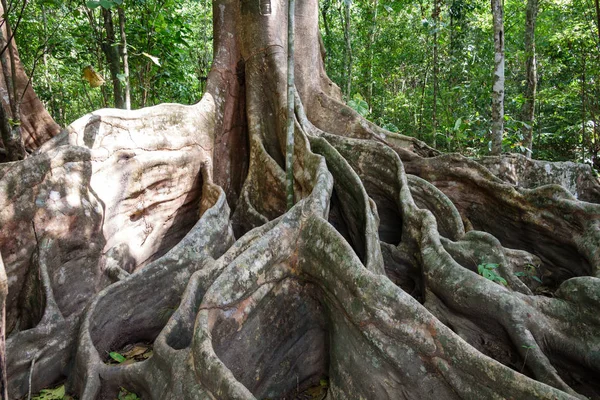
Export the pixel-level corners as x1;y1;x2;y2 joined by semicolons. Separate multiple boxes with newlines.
0;1;60;161
521;0;538;159
490;0;505;155
581;50;586;162
41;5;56;120
366;0;378;112
321;0;331;39
102;7;124;109
83;6;108;109
432;0;440;149
0;253;7;400
343;0;352;99
117;6;131;110
0;3;24;162
286;0;295;209
2;1;600;399
594;0;600;44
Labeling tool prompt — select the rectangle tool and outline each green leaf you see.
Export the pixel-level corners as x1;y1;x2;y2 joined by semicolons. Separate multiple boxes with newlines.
453;118;462;131
116;73;127;82
532;276;543;283
142;52;161;66
477;264;486;275
382;122;399;132
118;387;140;400
85;0;101;9
32;385;65;400
110;352;126;363
347;94;369;117
478;263;506;286
99;0;114;8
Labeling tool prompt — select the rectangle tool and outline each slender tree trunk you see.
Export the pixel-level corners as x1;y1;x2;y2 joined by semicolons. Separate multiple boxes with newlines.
521;0;538;158
102;7;124;109
321;0;331;38
118;6;131;110
140;65;148;108
0;253;6;400
83;6;108;108
286;0;295;209
432;0;440;149
594;0;600;168
594;0;600;43
581;50;586;162
367;0;378;112
343;0;352;99
41;5;55;117
418;68;429;139
490;0;505;155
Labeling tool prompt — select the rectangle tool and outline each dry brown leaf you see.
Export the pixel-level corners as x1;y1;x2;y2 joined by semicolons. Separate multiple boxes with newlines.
123;345;149;358
82;65;105;88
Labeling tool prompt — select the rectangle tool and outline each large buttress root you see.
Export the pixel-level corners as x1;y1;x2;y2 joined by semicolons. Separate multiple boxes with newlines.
1;0;600;399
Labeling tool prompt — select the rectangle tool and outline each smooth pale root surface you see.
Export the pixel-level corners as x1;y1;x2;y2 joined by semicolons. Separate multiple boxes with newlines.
2;0;600;399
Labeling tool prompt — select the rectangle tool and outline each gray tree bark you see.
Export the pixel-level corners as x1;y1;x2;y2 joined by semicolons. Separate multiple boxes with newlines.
490;0;505;155
102;8;124;109
343;0;352;99
366;0;378;112
521;0;538;158
118;6;131;110
0;253;7;400
432;0;440;149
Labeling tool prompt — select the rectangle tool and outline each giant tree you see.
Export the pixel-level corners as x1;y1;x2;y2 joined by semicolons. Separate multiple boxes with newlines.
1;0;600;399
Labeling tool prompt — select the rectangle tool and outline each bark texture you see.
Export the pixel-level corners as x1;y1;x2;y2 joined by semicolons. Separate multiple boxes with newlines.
102;8;125;109
1;1;600;399
0;253;7;400
490;0;505;155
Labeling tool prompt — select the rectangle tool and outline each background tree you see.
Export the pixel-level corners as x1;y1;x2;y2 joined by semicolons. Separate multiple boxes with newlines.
343;0;353;98
521;0;539;158
101;5;124;108
0;1;60;161
490;0;505;155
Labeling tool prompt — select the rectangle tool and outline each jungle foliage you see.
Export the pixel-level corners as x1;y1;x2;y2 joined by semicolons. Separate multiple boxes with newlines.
10;0;600;165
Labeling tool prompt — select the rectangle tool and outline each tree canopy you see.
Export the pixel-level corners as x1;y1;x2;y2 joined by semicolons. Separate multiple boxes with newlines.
6;0;600;165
